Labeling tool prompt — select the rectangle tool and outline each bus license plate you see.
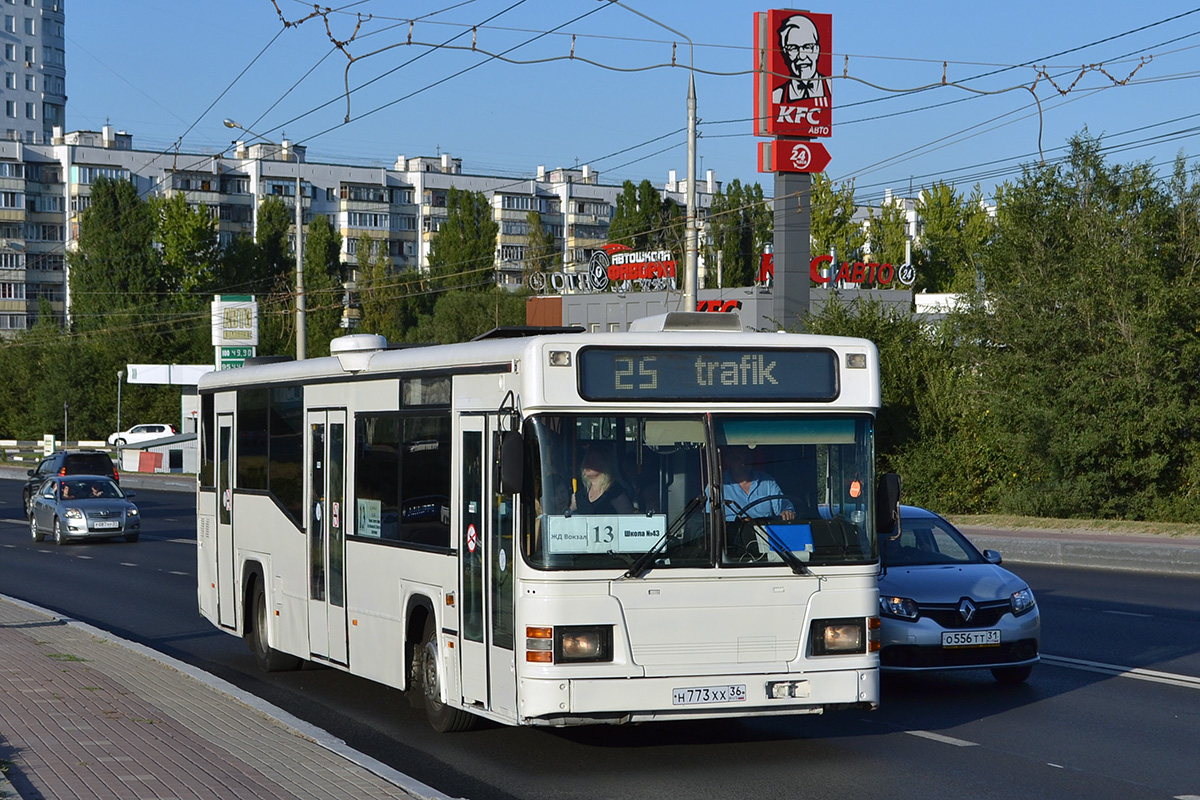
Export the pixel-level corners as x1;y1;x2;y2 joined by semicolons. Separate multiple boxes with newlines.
91;521;120;530
942;630;1000;648
672;684;747;706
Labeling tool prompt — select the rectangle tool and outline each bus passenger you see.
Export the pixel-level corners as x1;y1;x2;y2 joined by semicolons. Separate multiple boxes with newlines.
570;446;634;515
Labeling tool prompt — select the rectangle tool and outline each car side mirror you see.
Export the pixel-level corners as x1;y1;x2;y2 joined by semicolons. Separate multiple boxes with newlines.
124;490;136;498
982;549;1002;565
875;472;902;535
27;468;34;477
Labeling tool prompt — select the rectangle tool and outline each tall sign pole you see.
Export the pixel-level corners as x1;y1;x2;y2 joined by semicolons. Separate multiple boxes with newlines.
685;74;699;313
754;9;834;332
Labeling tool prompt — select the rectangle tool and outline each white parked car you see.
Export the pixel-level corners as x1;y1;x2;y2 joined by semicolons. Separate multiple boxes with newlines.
107;423;178;447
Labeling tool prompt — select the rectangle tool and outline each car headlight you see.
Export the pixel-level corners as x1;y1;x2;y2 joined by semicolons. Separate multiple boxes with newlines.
127;507;139;517
1010;587;1036;616
64;507;84;520
879;595;920;620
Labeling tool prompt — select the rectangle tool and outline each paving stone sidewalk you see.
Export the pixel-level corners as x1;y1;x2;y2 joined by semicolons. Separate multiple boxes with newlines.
0;596;453;800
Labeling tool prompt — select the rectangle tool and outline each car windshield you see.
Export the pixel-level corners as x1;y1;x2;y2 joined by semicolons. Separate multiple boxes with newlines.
520;413;877;571
883;515;983;566
63;479;122;500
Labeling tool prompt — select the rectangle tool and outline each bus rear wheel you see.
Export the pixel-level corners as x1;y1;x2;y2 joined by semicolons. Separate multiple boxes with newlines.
417;617;475;733
246;581;302;673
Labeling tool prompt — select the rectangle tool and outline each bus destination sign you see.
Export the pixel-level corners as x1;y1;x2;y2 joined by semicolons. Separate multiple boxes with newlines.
578;348;838;401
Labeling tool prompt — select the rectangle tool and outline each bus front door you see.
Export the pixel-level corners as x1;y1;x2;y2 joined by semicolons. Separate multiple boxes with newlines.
307;409;349;666
458;414;517;719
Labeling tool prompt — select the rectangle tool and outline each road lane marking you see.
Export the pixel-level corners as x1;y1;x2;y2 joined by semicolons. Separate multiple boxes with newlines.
1043;654;1200;689
1100;610;1154;618
905;730;977;747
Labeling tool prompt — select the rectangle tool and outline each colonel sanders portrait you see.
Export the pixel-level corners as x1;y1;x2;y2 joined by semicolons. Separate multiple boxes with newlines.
771;13;831;104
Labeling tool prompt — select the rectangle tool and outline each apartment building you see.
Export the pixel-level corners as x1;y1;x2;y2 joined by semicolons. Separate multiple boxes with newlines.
1;0;66;146
0;124;721;336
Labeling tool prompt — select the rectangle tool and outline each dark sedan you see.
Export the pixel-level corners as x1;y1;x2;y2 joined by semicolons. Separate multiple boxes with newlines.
28;475;141;545
877;505;1040;683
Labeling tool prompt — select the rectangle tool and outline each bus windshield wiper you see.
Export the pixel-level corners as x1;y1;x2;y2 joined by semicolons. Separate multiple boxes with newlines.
724;501;811;576
622;495;705;579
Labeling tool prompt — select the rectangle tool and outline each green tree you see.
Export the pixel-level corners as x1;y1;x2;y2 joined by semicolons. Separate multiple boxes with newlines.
706;179;770;287
967;133;1200;520
866;198;909;275
913;182;993;293
356;233;417;342
607;180;657;250
254;197;296;356
68;177;163;332
525;210;558;277
302;214;344;357
156;192;219;294
810;173;866;265
407;288;528;344
428;187;498;290
255;197;293;287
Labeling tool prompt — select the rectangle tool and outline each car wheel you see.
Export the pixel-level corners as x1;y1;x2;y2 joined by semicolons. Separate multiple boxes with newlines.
53;517;65;546
991;664;1033;684
22;489;32;518
124;532;139;543
245;581;302;673
29;514;44;543
416;616;476;732
115;438;126;447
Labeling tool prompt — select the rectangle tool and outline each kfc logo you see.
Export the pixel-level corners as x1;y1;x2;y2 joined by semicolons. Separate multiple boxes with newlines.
754;9;833;139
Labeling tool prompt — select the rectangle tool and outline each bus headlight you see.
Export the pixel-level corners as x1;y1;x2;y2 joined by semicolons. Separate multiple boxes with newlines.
557;625;612;663
525;625;613;664
810;618;867;656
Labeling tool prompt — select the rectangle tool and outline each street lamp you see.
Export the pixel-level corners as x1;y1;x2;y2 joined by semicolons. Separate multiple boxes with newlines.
116;369;124;439
223;118;307;360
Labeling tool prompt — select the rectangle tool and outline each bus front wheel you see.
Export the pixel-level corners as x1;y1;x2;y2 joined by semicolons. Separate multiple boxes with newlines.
246;581;302;673
417;617;475;733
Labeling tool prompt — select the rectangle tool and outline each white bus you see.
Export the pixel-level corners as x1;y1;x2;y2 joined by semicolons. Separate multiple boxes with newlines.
196;312;900;731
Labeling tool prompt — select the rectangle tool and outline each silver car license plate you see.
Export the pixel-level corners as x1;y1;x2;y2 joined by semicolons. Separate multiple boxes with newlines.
672;684;747;705
91;520;120;530
941;629;1000;648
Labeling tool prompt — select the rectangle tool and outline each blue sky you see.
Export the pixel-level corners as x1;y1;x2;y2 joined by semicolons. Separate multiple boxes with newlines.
66;1;1200;206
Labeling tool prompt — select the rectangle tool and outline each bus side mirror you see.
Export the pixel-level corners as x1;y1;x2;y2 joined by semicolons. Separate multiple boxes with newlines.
498;431;524;495
875;472;902;535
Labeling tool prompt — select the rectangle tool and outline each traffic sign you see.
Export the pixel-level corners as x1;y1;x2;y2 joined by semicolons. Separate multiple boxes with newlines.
758;139;832;173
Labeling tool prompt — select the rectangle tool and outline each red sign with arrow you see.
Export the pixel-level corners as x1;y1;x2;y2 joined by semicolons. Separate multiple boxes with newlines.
757;139;831;173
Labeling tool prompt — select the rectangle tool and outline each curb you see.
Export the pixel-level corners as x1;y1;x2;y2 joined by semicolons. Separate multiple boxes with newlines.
962;529;1200;576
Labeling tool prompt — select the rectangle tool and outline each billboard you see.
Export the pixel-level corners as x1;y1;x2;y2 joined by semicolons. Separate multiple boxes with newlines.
754;9;833;138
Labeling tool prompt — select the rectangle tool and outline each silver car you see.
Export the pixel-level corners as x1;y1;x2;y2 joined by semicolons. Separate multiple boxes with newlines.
877;505;1040;683
29;475;141;545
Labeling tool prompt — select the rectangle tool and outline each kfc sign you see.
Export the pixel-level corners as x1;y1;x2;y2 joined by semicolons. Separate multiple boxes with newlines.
754;10;833;139
757;254;916;287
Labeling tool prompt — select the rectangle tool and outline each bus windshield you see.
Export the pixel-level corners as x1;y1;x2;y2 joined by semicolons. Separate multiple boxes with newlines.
521;413;876;571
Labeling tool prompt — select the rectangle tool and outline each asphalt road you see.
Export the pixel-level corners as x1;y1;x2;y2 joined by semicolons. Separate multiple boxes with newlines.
2;478;1199;800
